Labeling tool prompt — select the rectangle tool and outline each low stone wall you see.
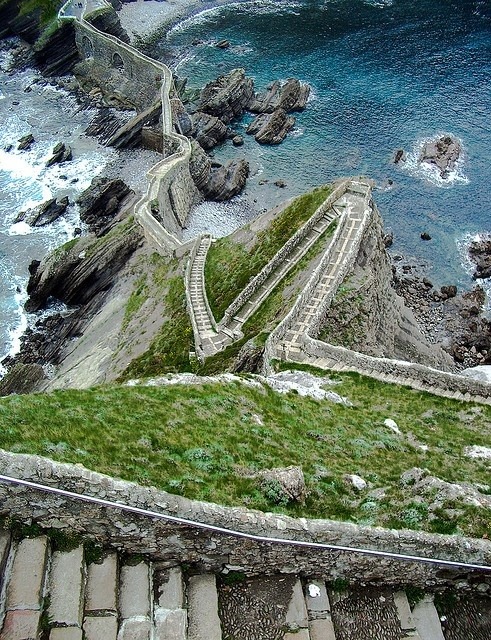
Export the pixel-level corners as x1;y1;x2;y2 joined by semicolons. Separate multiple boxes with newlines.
219;181;349;328
0;452;490;590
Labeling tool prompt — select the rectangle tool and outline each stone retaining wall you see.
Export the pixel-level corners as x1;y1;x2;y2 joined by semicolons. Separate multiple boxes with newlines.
0;452;490;590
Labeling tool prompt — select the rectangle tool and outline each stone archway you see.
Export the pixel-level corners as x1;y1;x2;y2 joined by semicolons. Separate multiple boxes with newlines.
112;52;124;71
81;35;94;59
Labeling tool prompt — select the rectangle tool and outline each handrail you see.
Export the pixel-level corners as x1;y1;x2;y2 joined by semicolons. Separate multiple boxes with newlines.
0;473;490;572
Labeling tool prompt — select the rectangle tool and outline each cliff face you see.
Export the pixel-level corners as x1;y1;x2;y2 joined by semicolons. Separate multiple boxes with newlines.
0;0;42;42
318;205;454;371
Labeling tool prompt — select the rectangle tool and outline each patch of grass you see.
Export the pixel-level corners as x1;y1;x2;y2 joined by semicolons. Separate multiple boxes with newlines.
205;185;332;320
0;371;490;537
122;275;148;331
19;0;62;26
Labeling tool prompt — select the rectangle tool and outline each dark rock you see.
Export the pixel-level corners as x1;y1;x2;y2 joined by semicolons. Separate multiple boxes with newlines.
18;196;70;227
28;260;41;276
0;363;46;396
106;101;161;149
74;227;82;237
46;142;72;168
215;39;230;49
34;20;80;76
76;177;132;236
468;238;491;280
383;231;394;248
12;100;19;106
202;159;249;201
274;180;286;188
17;133;34;151
246;108;295;145
440;285;457;300
232;135;244;147
249;78;310;114
199;68;254;124
419;134;461;178
4;144;13;152
188;140;212;192
171;97;193;137
394;149;405;164
191;111;228;150
233;338;264;373
86;5;130;43
420;232;432;241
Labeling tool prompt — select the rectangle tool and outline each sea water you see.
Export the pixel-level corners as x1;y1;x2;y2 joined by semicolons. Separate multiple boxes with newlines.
161;0;490;288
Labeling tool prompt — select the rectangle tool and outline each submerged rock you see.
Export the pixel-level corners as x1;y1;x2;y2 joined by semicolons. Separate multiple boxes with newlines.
419;134;461;178
246;108;295;145
249;78;310;114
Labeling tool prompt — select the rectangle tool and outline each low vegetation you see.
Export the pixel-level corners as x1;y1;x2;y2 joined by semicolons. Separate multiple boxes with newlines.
1;368;489;537
204;185;332;320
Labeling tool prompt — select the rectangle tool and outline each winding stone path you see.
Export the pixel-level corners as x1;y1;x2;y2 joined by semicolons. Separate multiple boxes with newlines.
1;530;488;639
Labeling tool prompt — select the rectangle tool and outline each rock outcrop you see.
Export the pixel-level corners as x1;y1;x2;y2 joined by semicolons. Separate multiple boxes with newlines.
468;238;491;280
246;109;295;145
85;5;130;43
0;363;46;396
0;0;41;42
419;134;461;178
202;159;249;201
17;133;34;151
15;197;70;227
198;68;254;123
34;20;80;77
77;177;132;236
248;78;310;114
191;112;228;150
188;140;212;192
46;142;72;167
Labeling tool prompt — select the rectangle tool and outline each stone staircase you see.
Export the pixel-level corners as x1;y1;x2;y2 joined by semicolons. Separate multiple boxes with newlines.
1;531;489;639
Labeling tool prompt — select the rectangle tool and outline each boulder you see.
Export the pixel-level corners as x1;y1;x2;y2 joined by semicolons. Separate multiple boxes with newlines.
232;135;244;147
419;134;461;178
76;177;132;236
202;159;249;201
468;238;491;280
393;149;405;164
420;232;431;241
258;466;307;504
191;112;228;150
199;68;254;123
246;108;295;145
249;78;310;114
15;196;70;227
17;133;34;151
46;142;72;167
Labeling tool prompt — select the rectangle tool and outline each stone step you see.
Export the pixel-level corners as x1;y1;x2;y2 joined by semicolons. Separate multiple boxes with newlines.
83;553;118;640
187;574;222;640
154;566;187;640
2;536;49;640
305;580;336;640
118;561;152;640
48;546;85;629
412;595;445;640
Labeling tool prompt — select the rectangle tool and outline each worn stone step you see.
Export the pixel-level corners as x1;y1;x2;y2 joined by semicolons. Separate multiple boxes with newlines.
119;561;151;619
2;536;49;640
85;553;118;613
412;595;445;640
154;566;187;640
305;580;336;640
187;574;222;640
48;545;85;628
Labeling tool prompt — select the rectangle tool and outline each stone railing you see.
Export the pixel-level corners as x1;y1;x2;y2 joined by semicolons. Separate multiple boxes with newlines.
218;181;349;328
61;0;195;255
1;451;490;589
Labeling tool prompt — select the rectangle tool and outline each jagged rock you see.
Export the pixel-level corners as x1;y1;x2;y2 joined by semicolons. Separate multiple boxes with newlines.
171;97;193;136
86;5;130;43
188;140;212;192
202;159;249;201
420;232;431;241
199;68;254;124
34;20;80;76
258;466;307;504
232;135;244;147
76;177;132;236
394;149;405;164
46;142;72;168
419;134;461;178
345;474;367;491
274;180;286;188
233;338;264;373
0;363;46;396
17;133;34;151
440;284;457;300
0;0;41;42
15;196;70;227
383;231;393;247
25;218;142;313
191;112;228;150
106;102;161;149
246;108;295;145
468;238;491;280
248;78;310;114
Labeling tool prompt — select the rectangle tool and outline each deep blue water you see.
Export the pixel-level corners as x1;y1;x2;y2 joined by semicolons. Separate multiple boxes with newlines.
164;0;491;288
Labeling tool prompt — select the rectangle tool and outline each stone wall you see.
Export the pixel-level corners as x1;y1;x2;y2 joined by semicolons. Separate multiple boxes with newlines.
0;452;490;590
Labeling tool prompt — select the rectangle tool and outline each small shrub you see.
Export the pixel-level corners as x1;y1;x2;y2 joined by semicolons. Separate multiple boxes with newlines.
259;478;289;507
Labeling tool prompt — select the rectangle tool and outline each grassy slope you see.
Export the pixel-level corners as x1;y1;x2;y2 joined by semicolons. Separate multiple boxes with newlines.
1;369;489;537
205;185;332;320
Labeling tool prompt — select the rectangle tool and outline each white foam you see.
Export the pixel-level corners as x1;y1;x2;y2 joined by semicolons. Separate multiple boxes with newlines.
455;231;491;311
403;133;469;188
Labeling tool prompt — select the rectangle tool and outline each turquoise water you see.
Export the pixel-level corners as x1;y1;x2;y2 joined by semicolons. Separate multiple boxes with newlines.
163;0;491;287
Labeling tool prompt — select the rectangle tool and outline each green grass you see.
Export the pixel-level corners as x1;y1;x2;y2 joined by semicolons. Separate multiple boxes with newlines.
18;0;62;26
1;371;490;537
122;275;148;332
205;185;332;320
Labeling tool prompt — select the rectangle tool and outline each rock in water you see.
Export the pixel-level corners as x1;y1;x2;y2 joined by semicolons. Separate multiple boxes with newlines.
468;239;491;280
191;112;228;150
249;78;310;114
202;159;249;201
17;196;70;227
246;108;295;145
46;142;72;167
419;134;461;178
76;177;132;236
17;133;34;151
199;68;254;123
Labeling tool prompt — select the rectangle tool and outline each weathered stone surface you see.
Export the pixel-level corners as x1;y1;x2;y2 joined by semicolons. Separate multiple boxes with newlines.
83;615;118;640
187;574;222;640
393;590;416;631
34;20;80;76
76;176;132;236
48;546;85;627
86;5;130;43
17;133;34;151
15;196;70;227
85;553;118;612
154;608;187;640
6;536;48;609
285;579;309;629
419;135;461;178
191;111;228;150
202;159;249;201
1;609;41;640
259;466;307;503
309;618;337;640
305;580;331;616
188;140;212;192
199;68;254;123
412;596;445;640
120;562;151;618
0;363;46;396
46;141;72;168
246;108;295;144
155;566;185;609
49;627;83;640
118;618;152;640
171;97;193;137
249;78;310;114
